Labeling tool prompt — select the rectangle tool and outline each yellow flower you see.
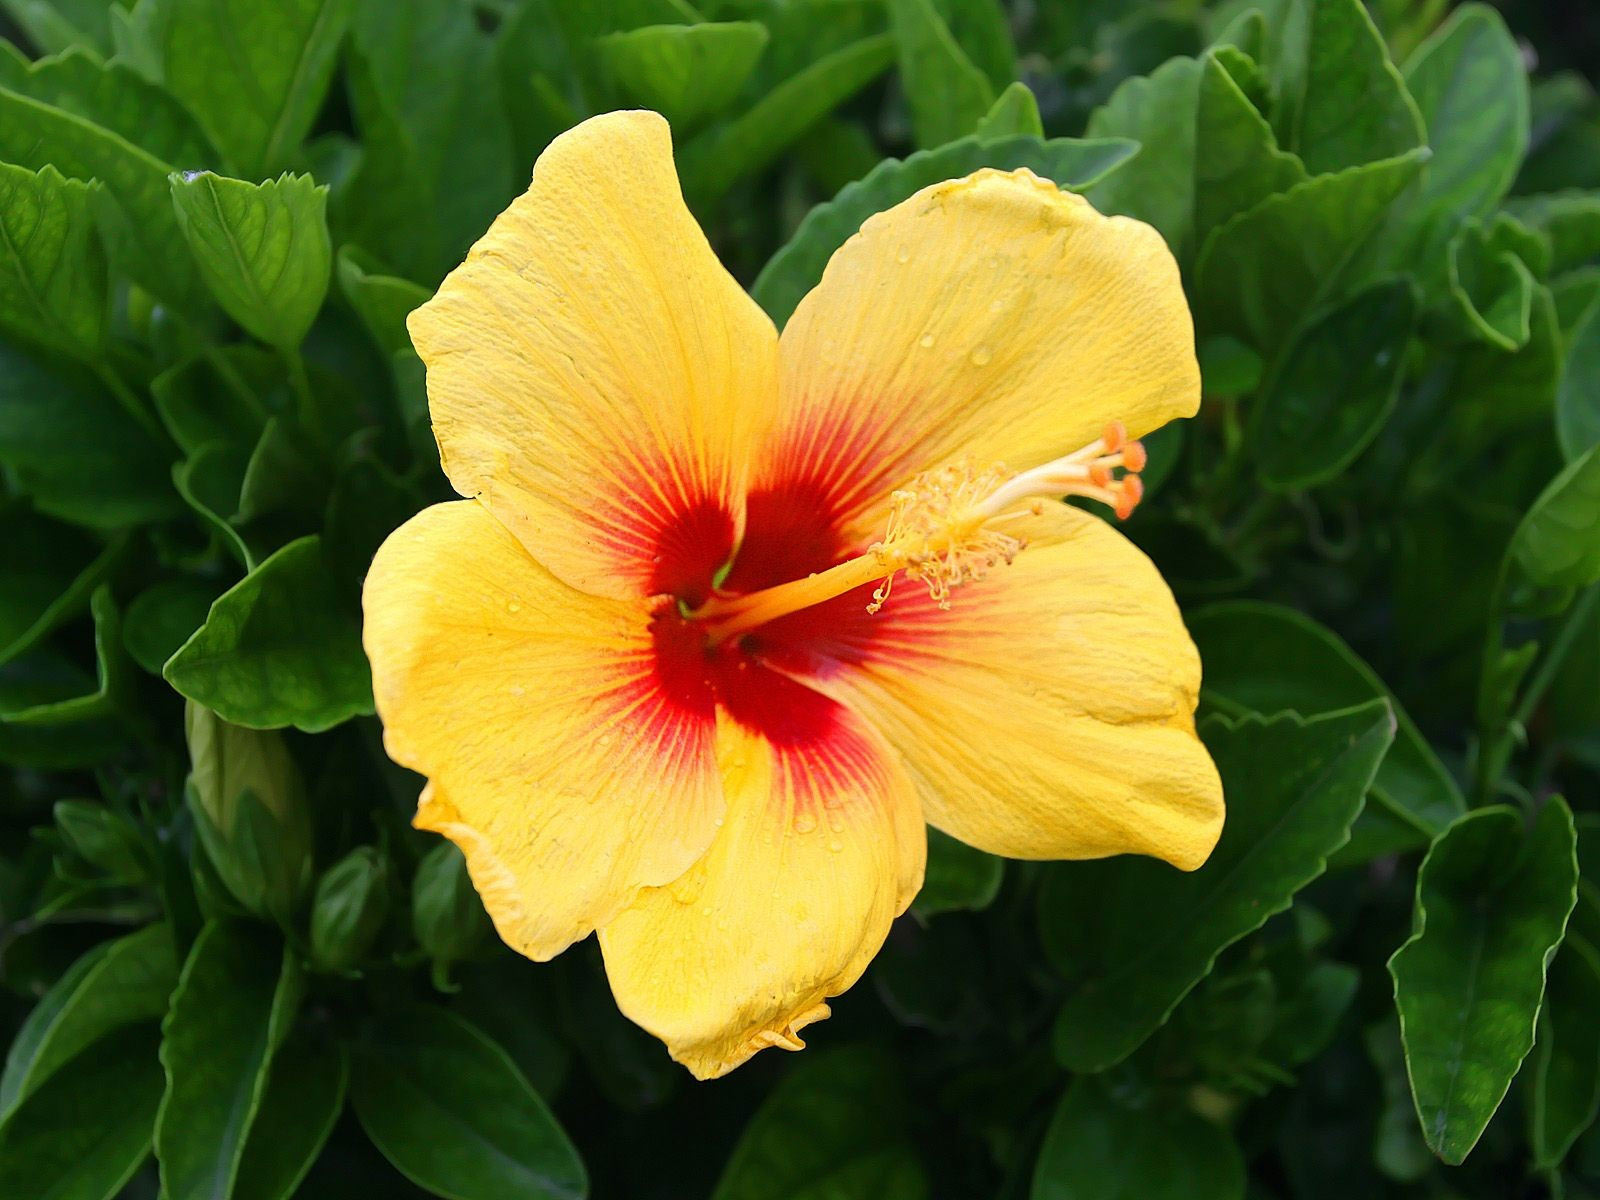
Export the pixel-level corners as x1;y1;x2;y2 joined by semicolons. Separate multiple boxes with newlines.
363;111;1223;1080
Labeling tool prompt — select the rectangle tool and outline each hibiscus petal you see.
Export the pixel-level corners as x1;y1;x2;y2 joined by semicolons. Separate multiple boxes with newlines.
362;501;724;959
790;504;1223;871
407;110;778;603
599;674;924;1079
761;169;1198;550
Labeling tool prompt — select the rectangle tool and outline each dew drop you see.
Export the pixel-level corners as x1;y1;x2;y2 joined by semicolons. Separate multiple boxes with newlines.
828;837;845;853
970;345;993;366
793;810;818;834
919;332;935;349
896;246;911;264
506;599;522;614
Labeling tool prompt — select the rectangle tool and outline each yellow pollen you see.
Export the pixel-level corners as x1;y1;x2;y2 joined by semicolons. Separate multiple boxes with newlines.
691;421;1146;641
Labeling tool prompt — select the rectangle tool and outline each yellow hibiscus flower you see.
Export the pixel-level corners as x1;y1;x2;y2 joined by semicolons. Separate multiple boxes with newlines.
363;110;1224;1080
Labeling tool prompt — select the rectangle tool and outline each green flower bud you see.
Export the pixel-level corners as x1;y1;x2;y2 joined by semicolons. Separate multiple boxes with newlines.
184;702;312;925
53;800;144;883
412;841;491;982
310;846;390;973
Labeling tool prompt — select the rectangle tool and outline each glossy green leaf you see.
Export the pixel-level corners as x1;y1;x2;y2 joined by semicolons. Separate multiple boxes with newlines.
1506;190;1600;275
1389;799;1578;1164
713;1045;926;1200
0;0;116;56
335;244;431;359
0;1024;164;1200
1031;1078;1244;1200
0;81;205;312
911;828;1003;919
0;923;176;1118
1509;442;1600;589
123;578;222;675
1040;704;1393;1072
234;1034;349;1200
753;134;1137;325
595;22;769;131
1193;47;1308;248
171;172;332;350
165;536;374;732
0;509;116;666
351;1005;586;1200
973;81;1042;139
131;0;354;177
678;34;895;209
1530;932;1600;1167
1558;296;1600;459
0;344;177;530
889;0;993;148
1195;150;1426;353
1402;3;1528;221
0;587;131;767
1445;219;1537;350
0;162;105;361
1189;601;1463;843
156;921;301;1200
1270;0;1424;175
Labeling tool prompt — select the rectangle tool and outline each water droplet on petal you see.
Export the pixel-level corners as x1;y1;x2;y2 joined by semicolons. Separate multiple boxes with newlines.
919;332;935;349
506;599;522;613
970;345;993;366
793;810;818;834
828;837;844;853
896;246;911;264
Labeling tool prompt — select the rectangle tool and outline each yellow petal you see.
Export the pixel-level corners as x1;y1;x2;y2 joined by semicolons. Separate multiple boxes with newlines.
800;504;1223;870
407;110;778;602
765;169;1198;545
362;501;724;959
599;679;924;1079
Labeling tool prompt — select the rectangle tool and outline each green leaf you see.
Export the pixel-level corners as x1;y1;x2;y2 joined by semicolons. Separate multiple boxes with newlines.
165;536;374;732
0;82;206;312
1402;3;1528;222
171;171;332;350
173;441;254;569
0;588;130;767
1193;47;1308;248
1251;277;1417;489
1444;219;1537;351
335;244;431;359
889;0;994;148
0;162;106;361
156;921;302;1200
1509;443;1600;590
712;1045;926;1200
1558;295;1600;460
973;81;1042;139
0;923;176;1118
0;345;177;530
1195;149;1426;354
123;578;221;675
1530;932;1600;1167
753;134;1136;325
1269;0;1424;175
1084;55;1203;254
235;1034;349;1200
1446;283;1562;447
1388;799;1578;1164
350;1005;586;1200
0;1024;164;1200
1039;703;1393;1072
132;0;355;178
595;22;770;131
1031;1077;1244;1200
343;0;516;283
678;33;896;210
911;828;1004;919
0;0;117;56
1506;190;1600;275
1189;602;1463;843
0;509;118;666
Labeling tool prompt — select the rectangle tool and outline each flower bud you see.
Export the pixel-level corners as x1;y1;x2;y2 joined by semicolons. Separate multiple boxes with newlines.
184;702;312;925
412;841;491;984
310;846;390;973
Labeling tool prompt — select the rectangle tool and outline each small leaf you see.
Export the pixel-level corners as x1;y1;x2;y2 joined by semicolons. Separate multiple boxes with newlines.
889;0;994;148
1031;1077;1244;1200
0;923;176;1118
0;1024;164;1200
0;162;105;361
1529;932;1600;1167
1506;190;1600;275
973;81;1042;139
171;171;332;350
712;1045;926;1200
165;536;374;732
0;0;117;56
350;1005;586;1200
132;0;355;177
1193;47;1308;248
0;508;119;665
678;34;895;210
912;827;1004;919
336;244;431;359
123;578;221;675
1448;283;1563;441
155;921;302;1200
1509;442;1600;590
1444;220;1536;351
235;1034;349;1200
1388;799;1578;1164
1040;703;1394;1072
1558;296;1600;460
595;22;769;131
1251;277;1417;489
753;134;1136;326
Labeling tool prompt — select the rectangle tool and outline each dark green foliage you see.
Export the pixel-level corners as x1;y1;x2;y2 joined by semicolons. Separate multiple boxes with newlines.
1;2;1598;1198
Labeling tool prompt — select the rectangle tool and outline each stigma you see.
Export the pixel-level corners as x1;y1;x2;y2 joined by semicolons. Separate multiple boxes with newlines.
692;423;1145;642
